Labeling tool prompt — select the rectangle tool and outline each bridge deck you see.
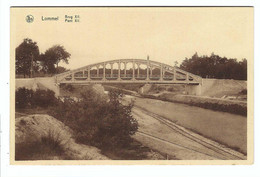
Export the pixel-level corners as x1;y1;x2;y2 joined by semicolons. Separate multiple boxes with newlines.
59;79;200;85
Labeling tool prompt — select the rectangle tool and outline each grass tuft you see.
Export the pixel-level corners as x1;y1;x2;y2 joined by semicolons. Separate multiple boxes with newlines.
15;130;66;160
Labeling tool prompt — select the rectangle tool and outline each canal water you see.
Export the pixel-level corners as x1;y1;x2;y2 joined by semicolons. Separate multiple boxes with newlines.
124;95;247;154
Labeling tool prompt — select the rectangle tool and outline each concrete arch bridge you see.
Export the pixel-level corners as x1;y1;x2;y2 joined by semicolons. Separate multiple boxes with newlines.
54;58;203;95
55;59;202;84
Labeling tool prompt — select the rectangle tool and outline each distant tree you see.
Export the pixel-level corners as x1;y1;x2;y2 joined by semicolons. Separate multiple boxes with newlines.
15;38;40;78
239;58;247;80
41;45;71;74
180;52;247;80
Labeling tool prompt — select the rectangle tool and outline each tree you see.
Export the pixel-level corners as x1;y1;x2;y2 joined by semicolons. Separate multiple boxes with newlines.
41;45;71;74
179;52;247;80
15;38;40;78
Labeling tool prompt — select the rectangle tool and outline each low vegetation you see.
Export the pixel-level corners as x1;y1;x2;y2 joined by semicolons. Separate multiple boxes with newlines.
15;130;67;160
16;87;139;158
48;87;138;150
16;88;57;109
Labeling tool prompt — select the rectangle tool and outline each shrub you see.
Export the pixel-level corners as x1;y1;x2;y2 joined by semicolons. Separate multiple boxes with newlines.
15;87;34;108
40;130;64;154
62;84;75;92
15;130;65;160
48;87;138;149
15;88;58;109
32;89;57;108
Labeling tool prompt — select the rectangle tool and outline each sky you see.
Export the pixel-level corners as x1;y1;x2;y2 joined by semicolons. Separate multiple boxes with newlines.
11;7;253;70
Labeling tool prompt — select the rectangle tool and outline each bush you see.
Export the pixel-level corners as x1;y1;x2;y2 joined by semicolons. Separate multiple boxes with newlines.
15;88;58;109
15;87;34;108
62;84;75;92
32;89;57;108
40;130;64;153
49;87;138;149
15;130;65;160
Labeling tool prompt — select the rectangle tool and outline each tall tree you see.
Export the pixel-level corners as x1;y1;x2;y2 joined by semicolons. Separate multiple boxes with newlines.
41;45;71;74
179;52;247;80
15;38;40;78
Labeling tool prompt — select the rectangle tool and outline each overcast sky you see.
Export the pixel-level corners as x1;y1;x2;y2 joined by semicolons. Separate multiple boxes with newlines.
12;7;253;69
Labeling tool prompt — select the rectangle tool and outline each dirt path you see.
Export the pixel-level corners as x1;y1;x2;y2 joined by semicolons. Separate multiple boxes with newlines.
132;107;246;160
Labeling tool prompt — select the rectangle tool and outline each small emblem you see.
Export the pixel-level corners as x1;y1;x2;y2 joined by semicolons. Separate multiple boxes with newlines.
26;15;34;23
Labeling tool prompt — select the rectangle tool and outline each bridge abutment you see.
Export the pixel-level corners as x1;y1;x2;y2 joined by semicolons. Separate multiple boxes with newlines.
185;84;202;96
54;84;61;97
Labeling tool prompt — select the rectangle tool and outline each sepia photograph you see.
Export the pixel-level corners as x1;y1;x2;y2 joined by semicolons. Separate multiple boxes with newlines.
10;7;253;165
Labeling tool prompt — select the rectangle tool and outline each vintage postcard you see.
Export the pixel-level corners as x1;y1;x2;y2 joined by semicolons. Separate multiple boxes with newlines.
10;7;254;165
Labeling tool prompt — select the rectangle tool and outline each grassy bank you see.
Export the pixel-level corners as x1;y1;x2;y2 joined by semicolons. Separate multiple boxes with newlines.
141;94;247;116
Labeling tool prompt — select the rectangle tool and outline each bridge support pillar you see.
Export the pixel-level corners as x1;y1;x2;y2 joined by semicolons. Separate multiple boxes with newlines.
103;63;105;80
72;73;75;81
146;61;149;80
132;60;135;80
118;61;121;80
137;63;140;78
87;67;90;81
110;63;113;77
185;84;202;96
97;65;99;77
124;62;127;77
53;83;60;97
139;84;152;94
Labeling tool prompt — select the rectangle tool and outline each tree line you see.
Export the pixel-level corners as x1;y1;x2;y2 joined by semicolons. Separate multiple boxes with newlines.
15;38;71;78
179;52;247;80
16;38;247;80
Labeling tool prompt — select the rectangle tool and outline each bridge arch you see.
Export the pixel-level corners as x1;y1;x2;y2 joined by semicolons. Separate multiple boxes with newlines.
55;59;202;85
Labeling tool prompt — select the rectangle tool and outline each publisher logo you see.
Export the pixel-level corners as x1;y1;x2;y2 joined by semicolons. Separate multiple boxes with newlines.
26;15;34;23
